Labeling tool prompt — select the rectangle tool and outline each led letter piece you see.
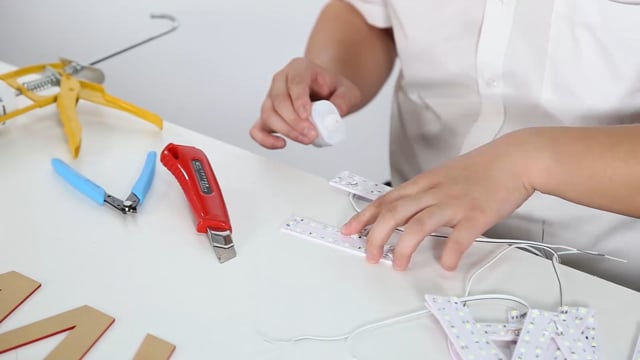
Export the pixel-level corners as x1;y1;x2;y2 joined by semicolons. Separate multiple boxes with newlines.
425;294;599;360
511;307;597;360
425;295;507;360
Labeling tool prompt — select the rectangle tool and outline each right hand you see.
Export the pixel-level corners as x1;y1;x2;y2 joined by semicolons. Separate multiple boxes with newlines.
250;57;361;149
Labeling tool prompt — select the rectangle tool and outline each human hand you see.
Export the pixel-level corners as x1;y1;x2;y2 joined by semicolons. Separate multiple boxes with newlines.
250;57;361;149
341;132;538;271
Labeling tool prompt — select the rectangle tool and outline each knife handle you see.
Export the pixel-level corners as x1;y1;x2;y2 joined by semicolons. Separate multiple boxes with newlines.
160;143;232;234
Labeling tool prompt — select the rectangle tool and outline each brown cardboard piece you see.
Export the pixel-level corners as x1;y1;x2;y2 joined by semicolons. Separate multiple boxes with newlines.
0;271;41;322
133;334;176;360
1;271;175;359
0;305;114;359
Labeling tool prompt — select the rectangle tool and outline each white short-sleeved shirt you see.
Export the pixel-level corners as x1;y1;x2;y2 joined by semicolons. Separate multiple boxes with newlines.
346;0;640;290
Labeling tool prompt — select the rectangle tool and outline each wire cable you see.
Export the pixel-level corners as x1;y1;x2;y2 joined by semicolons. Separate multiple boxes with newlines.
465;245;515;297
464;244;564;307
260;308;430;345
349;193;365;213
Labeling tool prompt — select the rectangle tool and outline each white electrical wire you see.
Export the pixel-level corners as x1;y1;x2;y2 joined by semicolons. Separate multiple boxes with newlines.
460;294;531;309
260;308;430;345
465;245;516;297
344;309;432;358
349;193;365;213
260;294;530;359
518;245;546;258
464;244;564;307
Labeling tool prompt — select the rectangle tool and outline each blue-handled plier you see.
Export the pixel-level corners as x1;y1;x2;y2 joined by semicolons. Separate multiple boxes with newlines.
51;151;156;214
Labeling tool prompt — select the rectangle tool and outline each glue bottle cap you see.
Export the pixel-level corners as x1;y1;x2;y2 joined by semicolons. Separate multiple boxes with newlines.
309;100;346;147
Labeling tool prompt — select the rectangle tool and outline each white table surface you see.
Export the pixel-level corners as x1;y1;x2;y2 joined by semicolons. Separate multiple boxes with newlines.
1;60;639;360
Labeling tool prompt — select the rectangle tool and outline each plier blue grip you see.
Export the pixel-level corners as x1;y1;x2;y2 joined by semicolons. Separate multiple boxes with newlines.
51;151;156;214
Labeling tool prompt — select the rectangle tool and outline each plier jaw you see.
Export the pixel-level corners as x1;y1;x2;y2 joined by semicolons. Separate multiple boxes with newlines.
104;193;141;215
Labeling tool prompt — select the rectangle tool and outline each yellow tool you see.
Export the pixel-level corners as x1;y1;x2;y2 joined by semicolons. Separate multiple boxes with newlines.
0;61;162;158
0;13;179;158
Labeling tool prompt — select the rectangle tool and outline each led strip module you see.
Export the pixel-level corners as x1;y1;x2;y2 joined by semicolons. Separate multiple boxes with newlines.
329;171;391;201
281;216;396;263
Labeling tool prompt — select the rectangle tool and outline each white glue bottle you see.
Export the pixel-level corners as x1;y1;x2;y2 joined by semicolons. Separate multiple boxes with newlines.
309;100;346;147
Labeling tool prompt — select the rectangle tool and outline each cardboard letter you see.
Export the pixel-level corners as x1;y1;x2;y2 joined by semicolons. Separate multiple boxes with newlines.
0;271;41;322
0;304;114;359
133;334;176;359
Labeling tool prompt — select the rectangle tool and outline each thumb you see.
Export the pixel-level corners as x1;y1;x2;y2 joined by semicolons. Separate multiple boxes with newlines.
328;82;361;116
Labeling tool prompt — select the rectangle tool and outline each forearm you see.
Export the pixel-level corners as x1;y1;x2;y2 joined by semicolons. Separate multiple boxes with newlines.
515;125;640;218
305;0;396;112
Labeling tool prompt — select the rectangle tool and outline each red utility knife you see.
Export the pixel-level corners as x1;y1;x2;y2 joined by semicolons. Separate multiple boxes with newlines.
160;143;236;263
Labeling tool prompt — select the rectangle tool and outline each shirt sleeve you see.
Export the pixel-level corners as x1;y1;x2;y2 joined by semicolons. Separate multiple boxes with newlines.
344;0;392;28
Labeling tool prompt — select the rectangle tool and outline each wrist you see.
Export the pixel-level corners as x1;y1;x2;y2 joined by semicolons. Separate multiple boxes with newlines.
501;127;553;194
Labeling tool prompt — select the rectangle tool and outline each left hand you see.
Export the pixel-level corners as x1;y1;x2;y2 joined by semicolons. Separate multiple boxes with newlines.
341;131;538;271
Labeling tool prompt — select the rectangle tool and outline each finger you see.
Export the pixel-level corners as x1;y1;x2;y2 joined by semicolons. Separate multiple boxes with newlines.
270;74;314;142
259;98;309;144
440;219;485;271
342;198;382;238
362;193;439;264
328;81;362;116
286;69;312;119
392;205;452;271
250;122;286;149
309;69;339;100
342;177;438;236
342;190;416;236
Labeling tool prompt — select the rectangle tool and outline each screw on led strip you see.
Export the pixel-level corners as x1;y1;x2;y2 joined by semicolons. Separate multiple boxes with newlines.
329;171;391;201
281;216;395;262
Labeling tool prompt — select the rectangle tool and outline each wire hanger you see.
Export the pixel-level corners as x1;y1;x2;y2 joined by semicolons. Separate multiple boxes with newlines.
89;13;180;66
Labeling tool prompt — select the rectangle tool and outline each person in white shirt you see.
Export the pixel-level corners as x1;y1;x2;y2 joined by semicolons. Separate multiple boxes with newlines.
250;0;640;290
